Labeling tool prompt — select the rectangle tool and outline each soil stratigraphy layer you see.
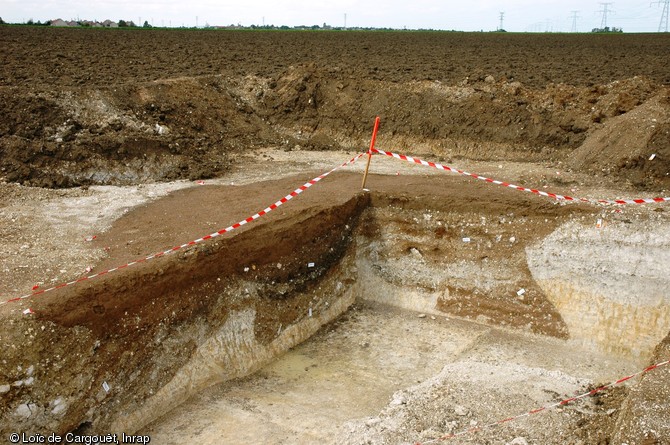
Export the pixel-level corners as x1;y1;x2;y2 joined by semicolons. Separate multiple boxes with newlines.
0;172;369;436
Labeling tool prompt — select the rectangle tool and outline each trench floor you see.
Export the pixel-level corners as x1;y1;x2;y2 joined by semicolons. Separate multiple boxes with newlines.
143;300;636;444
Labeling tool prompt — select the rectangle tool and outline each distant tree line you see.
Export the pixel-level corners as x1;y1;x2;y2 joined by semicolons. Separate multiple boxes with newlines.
0;17;521;32
27;19;51;26
2;18;54;26
0;16;451;31
118;20;141;27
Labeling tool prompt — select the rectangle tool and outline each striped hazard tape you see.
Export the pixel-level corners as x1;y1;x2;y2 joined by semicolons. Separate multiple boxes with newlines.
371;148;670;205
1;152;367;308
417;358;670;444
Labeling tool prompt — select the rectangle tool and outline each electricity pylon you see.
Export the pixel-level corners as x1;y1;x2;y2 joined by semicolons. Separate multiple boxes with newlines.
599;2;614;29
652;0;669;32
570;10;580;32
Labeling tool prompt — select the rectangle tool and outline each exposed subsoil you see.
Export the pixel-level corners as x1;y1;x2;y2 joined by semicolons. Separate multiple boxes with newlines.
1;26;669;445
2;155;668;443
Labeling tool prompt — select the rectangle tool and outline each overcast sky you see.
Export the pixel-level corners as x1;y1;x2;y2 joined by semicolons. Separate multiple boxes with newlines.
1;0;666;32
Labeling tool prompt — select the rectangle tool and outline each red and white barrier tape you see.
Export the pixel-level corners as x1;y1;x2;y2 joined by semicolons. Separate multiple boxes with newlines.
372;148;670;205
1;152;366;307
417;357;670;444
4;146;667;308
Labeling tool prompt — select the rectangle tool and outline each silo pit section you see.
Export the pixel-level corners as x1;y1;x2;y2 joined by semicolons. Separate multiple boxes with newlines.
1;162;669;444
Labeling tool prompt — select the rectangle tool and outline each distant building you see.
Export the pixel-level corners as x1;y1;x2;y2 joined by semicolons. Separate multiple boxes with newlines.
50;18;118;27
50;18;70;27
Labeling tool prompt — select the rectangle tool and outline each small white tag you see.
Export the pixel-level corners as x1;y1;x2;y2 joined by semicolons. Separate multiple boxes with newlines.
102;381;110;393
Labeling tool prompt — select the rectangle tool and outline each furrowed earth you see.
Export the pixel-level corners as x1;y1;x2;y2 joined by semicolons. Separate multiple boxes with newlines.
0;27;669;445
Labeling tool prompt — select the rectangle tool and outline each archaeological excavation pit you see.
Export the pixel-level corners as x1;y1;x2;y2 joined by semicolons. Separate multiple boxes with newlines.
2;27;670;444
1;162;668;444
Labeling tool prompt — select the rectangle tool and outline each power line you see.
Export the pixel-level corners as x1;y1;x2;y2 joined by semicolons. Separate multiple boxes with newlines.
570;10;580;32
652;0;669;32
599;2;615;28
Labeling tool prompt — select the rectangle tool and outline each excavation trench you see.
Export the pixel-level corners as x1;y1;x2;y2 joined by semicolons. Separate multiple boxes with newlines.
1;171;669;442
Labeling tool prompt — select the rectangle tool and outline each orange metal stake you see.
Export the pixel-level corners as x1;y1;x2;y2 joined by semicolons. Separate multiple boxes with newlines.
361;116;380;189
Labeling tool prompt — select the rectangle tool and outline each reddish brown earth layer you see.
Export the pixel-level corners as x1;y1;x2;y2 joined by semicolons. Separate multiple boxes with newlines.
0;172;368;436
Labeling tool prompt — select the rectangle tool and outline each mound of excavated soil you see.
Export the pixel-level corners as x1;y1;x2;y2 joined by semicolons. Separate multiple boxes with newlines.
570;87;670;189
1;28;669;190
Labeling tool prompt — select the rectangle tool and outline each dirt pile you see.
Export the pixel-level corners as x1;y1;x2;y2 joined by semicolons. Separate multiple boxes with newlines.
0;81;243;187
2;69;668;189
570;87;670;189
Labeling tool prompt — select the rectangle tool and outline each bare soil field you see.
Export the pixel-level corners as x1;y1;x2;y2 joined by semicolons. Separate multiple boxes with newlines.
1;28;670;189
1;27;669;445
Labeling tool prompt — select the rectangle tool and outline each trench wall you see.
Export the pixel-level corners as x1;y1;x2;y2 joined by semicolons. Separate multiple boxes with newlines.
527;220;670;360
0;191;369;438
2;171;669;440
